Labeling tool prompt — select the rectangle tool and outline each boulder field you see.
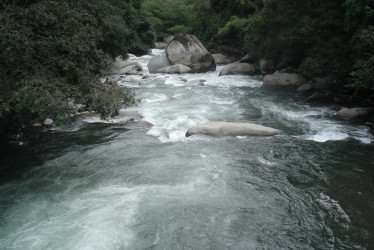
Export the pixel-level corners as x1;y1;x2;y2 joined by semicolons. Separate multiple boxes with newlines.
100;56;142;75
148;35;216;74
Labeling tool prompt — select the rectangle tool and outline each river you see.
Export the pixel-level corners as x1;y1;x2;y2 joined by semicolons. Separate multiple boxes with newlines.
0;49;373;249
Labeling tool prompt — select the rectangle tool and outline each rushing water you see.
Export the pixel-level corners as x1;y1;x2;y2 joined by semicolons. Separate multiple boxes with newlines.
1;50;374;249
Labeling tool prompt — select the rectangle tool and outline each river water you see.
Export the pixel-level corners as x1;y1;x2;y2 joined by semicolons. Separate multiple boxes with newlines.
1;50;374;249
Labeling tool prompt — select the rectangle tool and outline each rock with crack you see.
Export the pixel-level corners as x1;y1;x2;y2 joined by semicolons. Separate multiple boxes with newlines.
185;122;284;137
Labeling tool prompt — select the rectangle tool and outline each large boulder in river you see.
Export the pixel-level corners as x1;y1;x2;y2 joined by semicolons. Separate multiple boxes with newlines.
101;56;142;75
185;122;283;137
157;64;192;74
337;107;373;119
263;72;306;87
219;63;258;76
166;35;216;73
148;55;172;73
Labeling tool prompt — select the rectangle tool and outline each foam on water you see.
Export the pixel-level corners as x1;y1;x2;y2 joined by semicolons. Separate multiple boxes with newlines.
3;48;372;249
71;49;373;145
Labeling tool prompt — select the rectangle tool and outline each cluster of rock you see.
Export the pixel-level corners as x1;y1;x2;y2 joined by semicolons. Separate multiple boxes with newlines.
100;34;373;133
100;55;143;76
148;35;216;74
30;118;55;133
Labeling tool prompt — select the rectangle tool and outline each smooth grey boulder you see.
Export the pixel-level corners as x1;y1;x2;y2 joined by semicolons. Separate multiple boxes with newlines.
101;56;142;75
212;54;234;64
219;63;258;76
147;55;172;73
337;107;373;119
157;64;192;74
297;83;314;93
43;118;54;127
263;72;306;87
185;122;283;137
166;35;216;73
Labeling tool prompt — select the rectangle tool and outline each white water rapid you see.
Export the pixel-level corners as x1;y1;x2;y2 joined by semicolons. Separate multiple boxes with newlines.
0;49;373;249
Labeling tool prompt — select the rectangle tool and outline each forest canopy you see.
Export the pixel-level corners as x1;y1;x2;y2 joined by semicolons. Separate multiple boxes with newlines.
0;0;154;135
1;0;373;138
143;0;374;92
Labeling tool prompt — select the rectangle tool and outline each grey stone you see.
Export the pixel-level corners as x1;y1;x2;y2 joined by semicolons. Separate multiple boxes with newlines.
157;64;192;74
155;42;168;49
100;56;142;75
212;54;234;64
164;35;175;44
43;118;54;127
166;35;216;73
186;122;283;137
147;55;172;74
263;72;306;87
126;70;138;75
219;63;258;76
337;107;373;119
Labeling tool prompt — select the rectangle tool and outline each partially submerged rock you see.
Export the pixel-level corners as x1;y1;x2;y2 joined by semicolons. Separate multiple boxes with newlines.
263;72;306;87
166;35;216;73
219;63;258;76
185;122;283;137
148;55;172;74
337;107;373;119
101;56;142;75
157;64;192;74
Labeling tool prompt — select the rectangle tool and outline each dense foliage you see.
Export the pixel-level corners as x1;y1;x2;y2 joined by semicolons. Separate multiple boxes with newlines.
0;0;154;136
143;0;374;93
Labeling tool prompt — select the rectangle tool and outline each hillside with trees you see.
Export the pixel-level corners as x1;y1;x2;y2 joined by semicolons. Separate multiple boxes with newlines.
143;0;374;94
1;0;373;140
0;0;154;138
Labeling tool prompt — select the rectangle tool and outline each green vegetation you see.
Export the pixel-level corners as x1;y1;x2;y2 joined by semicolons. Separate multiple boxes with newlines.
143;0;374;93
0;0;154;136
1;0;373;138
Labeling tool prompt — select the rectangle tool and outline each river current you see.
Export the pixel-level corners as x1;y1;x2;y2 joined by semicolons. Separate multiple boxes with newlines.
1;49;373;249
